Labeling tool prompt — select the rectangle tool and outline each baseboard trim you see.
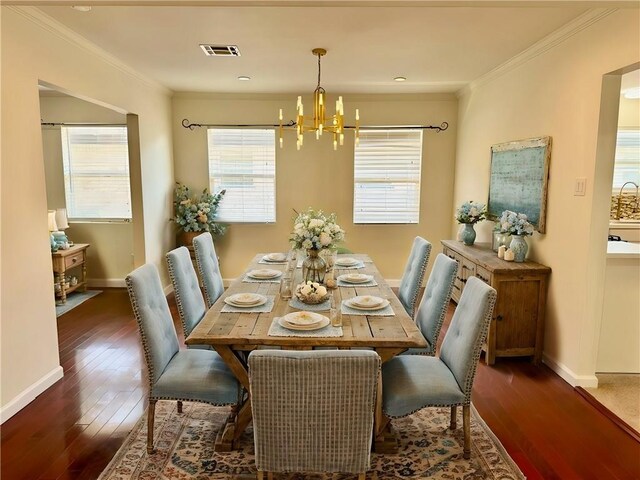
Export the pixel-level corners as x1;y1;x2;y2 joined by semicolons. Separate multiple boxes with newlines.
0;366;64;424
575;387;640;443
87;278;125;288
542;353;599;388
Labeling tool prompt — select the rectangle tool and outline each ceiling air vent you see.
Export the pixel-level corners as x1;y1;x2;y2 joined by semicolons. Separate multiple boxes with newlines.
200;44;241;57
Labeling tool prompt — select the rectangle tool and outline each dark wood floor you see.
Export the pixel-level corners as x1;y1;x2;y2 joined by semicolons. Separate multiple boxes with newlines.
1;288;639;479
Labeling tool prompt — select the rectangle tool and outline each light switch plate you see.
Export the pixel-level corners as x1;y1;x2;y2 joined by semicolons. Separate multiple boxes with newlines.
574;177;587;196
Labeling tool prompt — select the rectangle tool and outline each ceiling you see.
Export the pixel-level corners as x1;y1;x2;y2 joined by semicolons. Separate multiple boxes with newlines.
38;4;591;94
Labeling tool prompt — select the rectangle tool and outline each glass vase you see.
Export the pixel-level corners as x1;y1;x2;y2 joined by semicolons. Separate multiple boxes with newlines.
509;235;528;263
302;249;327;284
460;223;476;246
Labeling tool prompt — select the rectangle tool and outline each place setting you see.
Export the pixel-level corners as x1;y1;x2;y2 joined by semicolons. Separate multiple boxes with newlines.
334;256;366;270
341;294;394;316
242;268;283;283
336;272;378;287
221;293;275;313
268;309;343;338
258;252;288;265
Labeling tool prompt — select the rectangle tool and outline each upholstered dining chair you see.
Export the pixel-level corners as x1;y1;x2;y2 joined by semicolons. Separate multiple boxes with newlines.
192;232;225;308
166;246;211;350
397;236;432;318
382;276;497;459
126;263;240;454
248;350;380;479
403;253;458;356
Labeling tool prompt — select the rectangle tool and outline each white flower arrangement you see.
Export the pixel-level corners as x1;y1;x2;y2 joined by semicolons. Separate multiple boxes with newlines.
295;281;329;304
499;210;535;236
456;201;487;224
289;208;345;251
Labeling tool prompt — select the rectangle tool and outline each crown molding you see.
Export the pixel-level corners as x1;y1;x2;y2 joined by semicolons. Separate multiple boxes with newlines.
8;6;172;96
457;8;617;98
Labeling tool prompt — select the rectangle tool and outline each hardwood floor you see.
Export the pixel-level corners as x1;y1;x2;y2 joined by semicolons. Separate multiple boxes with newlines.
1;288;639;479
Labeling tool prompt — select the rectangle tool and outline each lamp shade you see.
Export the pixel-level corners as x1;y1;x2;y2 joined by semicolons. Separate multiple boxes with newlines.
55;208;69;230
47;210;58;232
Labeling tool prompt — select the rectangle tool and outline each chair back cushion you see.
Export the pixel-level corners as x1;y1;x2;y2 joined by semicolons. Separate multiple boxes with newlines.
166;246;206;337
248;350;380;474
126;264;179;385
398;236;432;318
440;277;496;399
415;253;458;354
193;232;224;308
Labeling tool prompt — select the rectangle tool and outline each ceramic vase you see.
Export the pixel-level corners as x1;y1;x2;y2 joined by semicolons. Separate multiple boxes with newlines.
302;248;327;284
460;223;476;246
509;235;528;262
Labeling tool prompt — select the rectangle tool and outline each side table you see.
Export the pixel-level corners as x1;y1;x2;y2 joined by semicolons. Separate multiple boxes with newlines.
52;243;90;305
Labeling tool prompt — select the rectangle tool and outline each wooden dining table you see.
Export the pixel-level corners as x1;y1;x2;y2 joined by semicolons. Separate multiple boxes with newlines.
186;253;427;453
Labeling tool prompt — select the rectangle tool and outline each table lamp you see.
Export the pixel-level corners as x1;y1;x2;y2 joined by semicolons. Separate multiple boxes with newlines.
54;208;72;246
50;208;70;250
48;210;59;252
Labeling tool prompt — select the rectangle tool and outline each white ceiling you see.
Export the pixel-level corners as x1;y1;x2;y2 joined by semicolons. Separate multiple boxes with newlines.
38;4;590;93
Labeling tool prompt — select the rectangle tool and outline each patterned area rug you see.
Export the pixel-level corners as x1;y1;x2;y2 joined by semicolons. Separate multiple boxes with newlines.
99;400;524;479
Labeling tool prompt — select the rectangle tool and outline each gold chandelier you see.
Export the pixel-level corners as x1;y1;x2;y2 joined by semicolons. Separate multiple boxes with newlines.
279;48;359;150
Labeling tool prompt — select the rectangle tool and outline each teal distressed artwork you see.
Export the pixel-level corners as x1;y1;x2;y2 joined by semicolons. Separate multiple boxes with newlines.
488;137;551;233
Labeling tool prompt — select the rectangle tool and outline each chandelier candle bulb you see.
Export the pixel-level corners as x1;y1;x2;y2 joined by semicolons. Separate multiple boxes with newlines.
333;139;338;150
340;133;344;145
279;109;283;121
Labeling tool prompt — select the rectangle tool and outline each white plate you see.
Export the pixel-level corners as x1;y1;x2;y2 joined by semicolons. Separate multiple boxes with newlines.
263;253;287;262
338;273;372;284
279;314;330;331
346;296;389;311
350;295;385;307
225;293;267;307
282;310;326;326
247;269;282;279
335;257;359;267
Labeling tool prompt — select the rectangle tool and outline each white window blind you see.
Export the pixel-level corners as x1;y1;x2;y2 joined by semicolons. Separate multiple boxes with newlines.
612;128;640;190
61;126;132;220
353;129;423;224
208;128;276;223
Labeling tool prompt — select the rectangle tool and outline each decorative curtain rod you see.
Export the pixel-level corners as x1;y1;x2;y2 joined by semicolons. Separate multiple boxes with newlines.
41;122;126;127
181;118;448;132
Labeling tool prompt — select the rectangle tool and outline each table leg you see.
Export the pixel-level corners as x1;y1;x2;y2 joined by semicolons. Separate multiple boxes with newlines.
57;272;67;305
373;348;404;453
213;346;252;452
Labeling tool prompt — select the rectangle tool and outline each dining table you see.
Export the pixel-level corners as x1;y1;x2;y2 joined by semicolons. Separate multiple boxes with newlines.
185;252;428;453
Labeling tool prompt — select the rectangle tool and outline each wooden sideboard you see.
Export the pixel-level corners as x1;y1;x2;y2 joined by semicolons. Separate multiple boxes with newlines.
52;243;90;305
441;240;551;365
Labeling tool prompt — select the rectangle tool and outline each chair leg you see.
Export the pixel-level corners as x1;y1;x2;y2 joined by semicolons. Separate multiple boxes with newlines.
358;473;366;480
147;399;157;454
462;405;471;459
450;406;457;430
256;471;263;480
177;400;183;413
267;473;273;480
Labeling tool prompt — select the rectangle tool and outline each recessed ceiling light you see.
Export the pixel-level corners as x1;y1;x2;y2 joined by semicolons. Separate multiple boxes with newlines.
71;6;92;12
238;76;251;81
394;76;407;82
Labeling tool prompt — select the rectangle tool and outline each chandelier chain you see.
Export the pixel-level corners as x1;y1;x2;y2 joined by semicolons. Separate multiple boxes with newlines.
317;52;322;90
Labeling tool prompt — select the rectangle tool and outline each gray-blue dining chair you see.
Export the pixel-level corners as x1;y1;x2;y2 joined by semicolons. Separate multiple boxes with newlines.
193;232;225;308
126;263;240;453
382;276;497;459
397;236;432;319
166;246;211;350
403;253;458;356
249;350;380;480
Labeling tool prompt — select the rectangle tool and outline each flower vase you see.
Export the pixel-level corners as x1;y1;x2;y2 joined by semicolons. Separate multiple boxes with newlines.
302;249;327;284
460;223;476;246
177;231;200;247
509;235;528;262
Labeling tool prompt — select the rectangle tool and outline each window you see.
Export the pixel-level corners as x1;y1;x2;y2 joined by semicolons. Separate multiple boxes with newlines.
208;128;276;223
612;128;640;190
61;126;131;221
353;129;423;224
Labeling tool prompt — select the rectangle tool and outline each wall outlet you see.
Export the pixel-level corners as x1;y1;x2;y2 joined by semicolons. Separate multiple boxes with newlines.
574;177;587;196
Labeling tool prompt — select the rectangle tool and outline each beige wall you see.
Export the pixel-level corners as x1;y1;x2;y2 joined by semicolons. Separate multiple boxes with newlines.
1;7;174;416
172;93;458;280
454;10;639;385
40;95;134;282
